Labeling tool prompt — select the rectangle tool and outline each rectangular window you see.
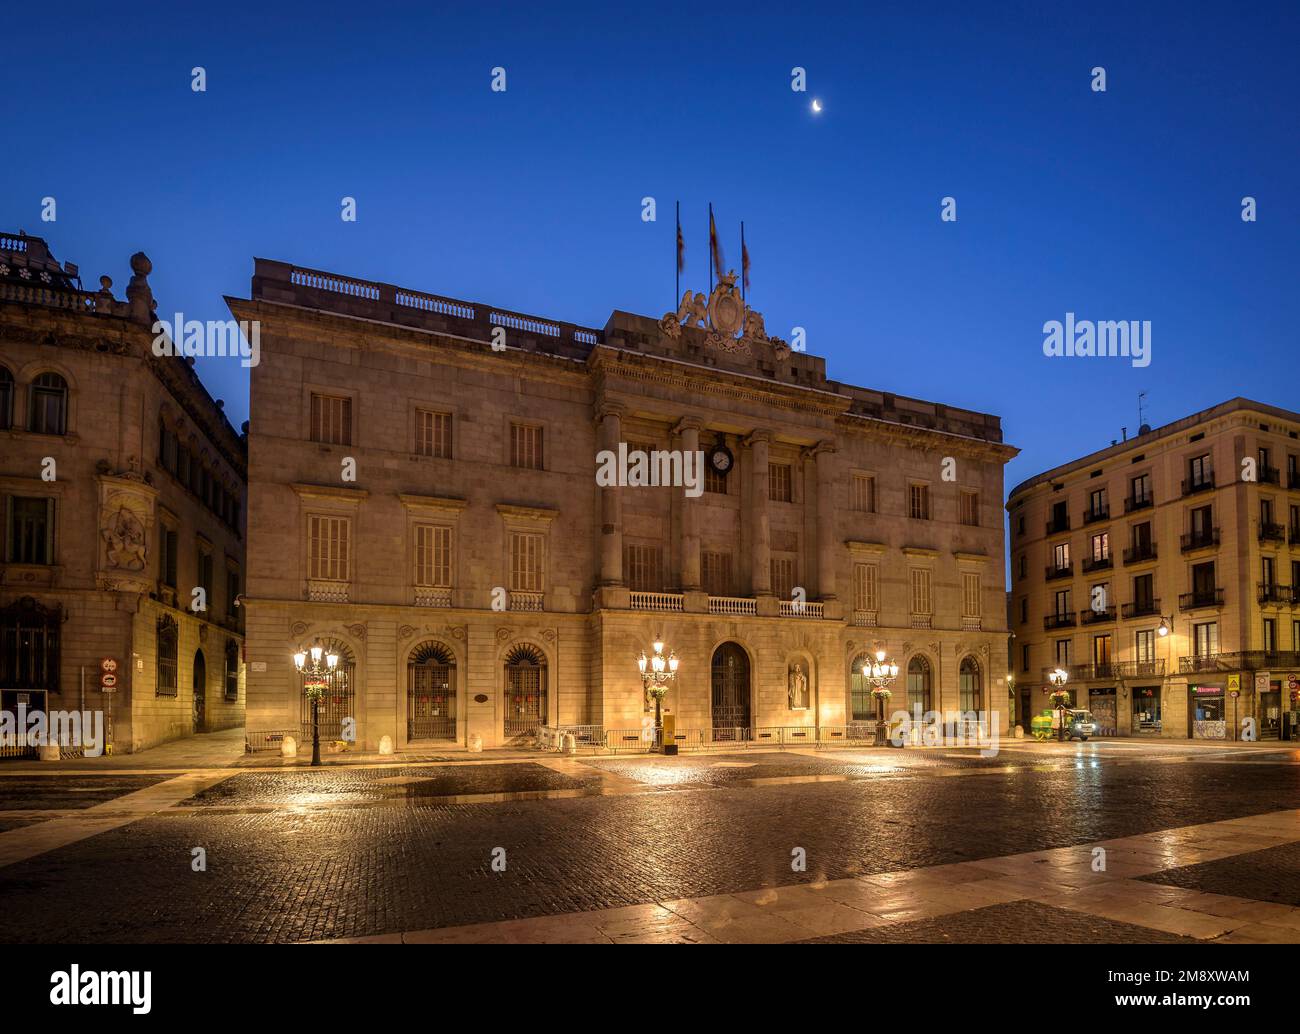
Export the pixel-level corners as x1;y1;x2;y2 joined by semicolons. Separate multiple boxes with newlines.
1193;621;1219;657
161;526;178;587
1093;634;1113;666
1090;533;1109;561
1055;639;1072;665
623;543;664;593
771;556;797;599
1054;588;1071;617
197;546;213;607
1021;644;1030;672
226;567;240;617
909;483;930;520
959;491;979;527
310;393;352;446
510;423;544;470
1134;573;1154;608
509;532;544;592
1131;473;1151;504
702;551;733;596
910;569;932;615
961;572;981;617
853;562;879;612
852;474;876;513
1020;597;1028;624
705;462;727;495
768;463;793;503
308;515;350;582
1135;629;1155;664
416;410;453;459
6;497;54;565
1189;453;1212;486
1053;542;1071;569
414;524;452;588
1263;618;1277;653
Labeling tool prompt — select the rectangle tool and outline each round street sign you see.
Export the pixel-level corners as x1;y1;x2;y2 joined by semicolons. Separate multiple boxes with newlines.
101;657;118;673
100;672;118;689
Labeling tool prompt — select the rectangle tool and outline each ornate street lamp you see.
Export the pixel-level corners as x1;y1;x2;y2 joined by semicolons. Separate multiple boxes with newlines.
637;636;679;753
861;649;900;746
1048;667;1070;742
294;638;339;766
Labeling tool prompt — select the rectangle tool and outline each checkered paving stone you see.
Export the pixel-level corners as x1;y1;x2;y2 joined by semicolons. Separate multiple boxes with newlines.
2;755;1300;942
0;775;171;810
1141;841;1300;908
799;899;1198;944
181;763;593;807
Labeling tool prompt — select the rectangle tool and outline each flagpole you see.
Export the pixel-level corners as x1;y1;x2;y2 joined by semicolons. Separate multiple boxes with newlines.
708;202;713;292
675;200;680;307
741;221;746;304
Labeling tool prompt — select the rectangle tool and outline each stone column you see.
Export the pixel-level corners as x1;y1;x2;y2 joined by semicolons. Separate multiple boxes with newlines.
675;417;703;591
747;430;773;598
814;441;838;602
597;403;625;587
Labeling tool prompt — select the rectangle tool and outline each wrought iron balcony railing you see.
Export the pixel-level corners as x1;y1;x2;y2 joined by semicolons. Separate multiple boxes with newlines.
1179;588;1224;611
1259;466;1281;485
1257;583;1296;605
1080;606;1117;625
1121;598;1161;619
1123;543;1158;564
1081;554;1113;573
1045;563;1073;581
1258;522;1285;543
1082;504;1110;525
1044;612;1077;630
1181;474;1215;496
1046;515;1071;535
1124;495;1154;513
1180;528;1220;552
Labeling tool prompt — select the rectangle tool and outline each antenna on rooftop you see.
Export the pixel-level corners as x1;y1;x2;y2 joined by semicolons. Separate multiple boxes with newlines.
1138;391;1148;430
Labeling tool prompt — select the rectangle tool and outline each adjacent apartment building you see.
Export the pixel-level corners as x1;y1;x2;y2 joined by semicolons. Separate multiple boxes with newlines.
1007;398;1300;741
231;259;1018;751
0;232;247;754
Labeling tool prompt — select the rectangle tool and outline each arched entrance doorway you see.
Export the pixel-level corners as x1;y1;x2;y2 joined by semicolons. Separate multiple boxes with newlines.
504;644;547;739
710;642;751;741
408;642;456;741
192;649;206;732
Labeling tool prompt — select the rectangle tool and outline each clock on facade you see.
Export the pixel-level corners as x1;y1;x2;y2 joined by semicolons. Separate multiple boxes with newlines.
709;445;733;475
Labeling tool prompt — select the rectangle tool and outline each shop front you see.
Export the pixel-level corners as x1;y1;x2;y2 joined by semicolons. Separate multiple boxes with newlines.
1087;687;1117;736
1188;683;1227;740
1131;685;1162;735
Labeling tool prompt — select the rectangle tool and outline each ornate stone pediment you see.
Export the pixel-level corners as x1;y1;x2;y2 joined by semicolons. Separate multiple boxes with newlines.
659;270;784;361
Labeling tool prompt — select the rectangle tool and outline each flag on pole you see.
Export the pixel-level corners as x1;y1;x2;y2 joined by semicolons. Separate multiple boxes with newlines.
741;221;750;294
709;204;724;283
676;204;685;275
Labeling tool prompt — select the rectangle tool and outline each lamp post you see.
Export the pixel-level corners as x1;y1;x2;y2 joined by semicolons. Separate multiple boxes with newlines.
637;636;679;753
1048;667;1070;742
861;649;900;746
293;638;339;766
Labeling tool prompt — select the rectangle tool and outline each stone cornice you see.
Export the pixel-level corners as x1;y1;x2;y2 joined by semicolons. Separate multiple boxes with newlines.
838;411;1019;463
495;503;559;524
902;546;941;560
290;482;370;504
398;493;469;517
845;540;887;557
954;551;990;564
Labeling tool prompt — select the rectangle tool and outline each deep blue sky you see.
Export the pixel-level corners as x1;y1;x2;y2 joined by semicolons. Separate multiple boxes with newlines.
3;1;1297;496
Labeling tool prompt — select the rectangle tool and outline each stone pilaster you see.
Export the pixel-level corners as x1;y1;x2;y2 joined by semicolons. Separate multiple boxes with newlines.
597;402;625;587
813;440;838;603
746;429;773;598
674;416;704;591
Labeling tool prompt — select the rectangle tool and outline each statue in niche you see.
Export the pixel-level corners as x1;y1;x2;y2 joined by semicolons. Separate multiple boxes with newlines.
788;662;809;711
101;506;146;571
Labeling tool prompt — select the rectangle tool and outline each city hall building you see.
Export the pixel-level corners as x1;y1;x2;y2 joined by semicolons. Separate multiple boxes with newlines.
0;232;247;754
1008;398;1300;740
233;259;1017;751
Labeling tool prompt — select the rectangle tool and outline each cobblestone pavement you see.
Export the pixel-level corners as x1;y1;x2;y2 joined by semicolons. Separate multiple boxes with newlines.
0;741;1297;943
799;899;1197;944
1141;841;1300;908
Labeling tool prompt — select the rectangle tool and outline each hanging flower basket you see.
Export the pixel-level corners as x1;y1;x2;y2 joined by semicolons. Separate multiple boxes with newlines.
1049;689;1071;708
303;677;328;700
871;687;893;701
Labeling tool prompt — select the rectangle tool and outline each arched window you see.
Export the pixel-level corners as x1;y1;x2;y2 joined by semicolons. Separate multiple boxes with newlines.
504;643;547;738
156;615;178;697
0;365;13;430
408;641;457;740
224;639;240;701
297;638;355;740
29;372;68;435
906;655;931;714
959;656;982;713
849;653;874;721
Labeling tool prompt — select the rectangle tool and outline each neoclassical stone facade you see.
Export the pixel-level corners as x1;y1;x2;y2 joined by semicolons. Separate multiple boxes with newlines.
233;260;1017;751
0;233;247;753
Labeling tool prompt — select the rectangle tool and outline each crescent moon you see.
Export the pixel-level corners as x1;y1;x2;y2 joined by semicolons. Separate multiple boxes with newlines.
811;98;822;113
